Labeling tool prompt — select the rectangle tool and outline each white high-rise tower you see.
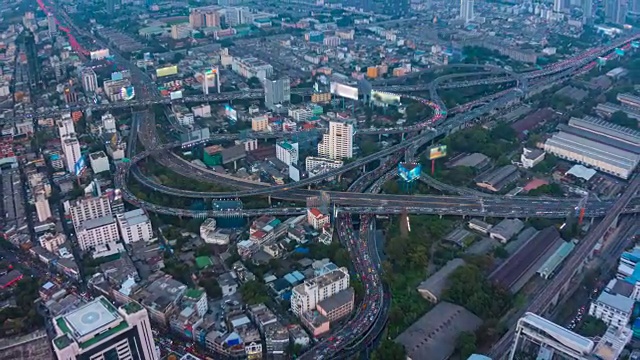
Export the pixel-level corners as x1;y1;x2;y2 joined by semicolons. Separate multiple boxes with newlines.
318;121;354;160
460;0;474;23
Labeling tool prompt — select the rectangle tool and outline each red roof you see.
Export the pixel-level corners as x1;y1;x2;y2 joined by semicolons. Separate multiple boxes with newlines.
524;179;549;191
309;208;323;218
252;230;267;239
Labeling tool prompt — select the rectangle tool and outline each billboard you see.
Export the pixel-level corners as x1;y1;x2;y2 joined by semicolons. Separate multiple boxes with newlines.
398;162;421;182
170;90;183;100
90;49;110;60
428;145;447;160
156;65;178;78
371;90;401;105
224;105;237;122
121;86;135;100
330;82;358;100
74;156;87;176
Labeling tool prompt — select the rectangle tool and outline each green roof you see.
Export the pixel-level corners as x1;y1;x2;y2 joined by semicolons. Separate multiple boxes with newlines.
79;321;129;349
122;301;143;315
184;288;204;299
195;256;213;269
56;317;71;335
279;141;293;150
99;297;120;316
53;335;73;350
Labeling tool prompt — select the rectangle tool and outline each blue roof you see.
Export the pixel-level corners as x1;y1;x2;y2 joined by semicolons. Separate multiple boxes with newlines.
269;219;281;227
281;291;291;300
284;273;297;285
625;262;640;284
295;247;310;254
622;246;640;263
291;271;305;281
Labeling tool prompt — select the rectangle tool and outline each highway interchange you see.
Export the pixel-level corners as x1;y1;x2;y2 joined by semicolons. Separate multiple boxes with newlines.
43;6;640;357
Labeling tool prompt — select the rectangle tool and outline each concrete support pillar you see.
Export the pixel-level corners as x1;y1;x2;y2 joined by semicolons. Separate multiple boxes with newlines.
233;160;237;171
379;134;382;142
268;195;271;205
362;164;366;172
338;173;342;182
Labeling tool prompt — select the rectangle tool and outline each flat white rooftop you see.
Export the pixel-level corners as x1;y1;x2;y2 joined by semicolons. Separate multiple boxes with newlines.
63;298;120;338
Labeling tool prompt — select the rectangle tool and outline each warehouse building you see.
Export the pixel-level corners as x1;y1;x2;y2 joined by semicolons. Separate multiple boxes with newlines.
543;116;640;179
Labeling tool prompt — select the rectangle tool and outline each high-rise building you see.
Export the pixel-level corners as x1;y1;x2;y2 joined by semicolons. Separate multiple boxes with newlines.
202;68;221;95
318;121;354;160
70;195;112;230
81;68;98;93
264;77;291;110
116;209;154;243
460;0;474;23
106;0;119;14
62;136;82;174
57;115;75;138
291;267;350;316
583;0;594;22
47;13;56;36
605;0;628;24
52;298;158;360
276;141;299;166
22;30;40;88
553;0;565;12
35;191;52;222
76;215;120;250
630;0;640;16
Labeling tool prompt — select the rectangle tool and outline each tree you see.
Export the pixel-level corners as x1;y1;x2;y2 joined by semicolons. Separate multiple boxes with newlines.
199;277;222;299
442;264;512;320
493;246;509;259
239;280;270;305
456;331;477;359
610;111;637;129
247;76;262;88
577;315;608;337
371;339;406;360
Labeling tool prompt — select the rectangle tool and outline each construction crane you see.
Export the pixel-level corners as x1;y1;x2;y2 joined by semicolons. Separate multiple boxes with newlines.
576;192;589;225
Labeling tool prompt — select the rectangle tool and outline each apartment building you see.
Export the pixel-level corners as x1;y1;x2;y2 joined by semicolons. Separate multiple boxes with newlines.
116;209;154;243
318;120;354;160
291;267;350;316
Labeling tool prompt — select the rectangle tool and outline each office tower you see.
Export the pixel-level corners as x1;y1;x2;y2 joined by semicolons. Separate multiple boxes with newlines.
57;115;75;138
52;298;158;360
106;0;119;14
460;0;474;23
291;267;350;316
264;77;291;110
202;68;220;95
605;0;628;24
47;13;56;36
553;0;564;12
629;0;640;16
583;0;594;22
70;195;112;230
81;68;98;93
116;209;154;243
318;121;354;160
63;87;77;104
35;191;52;222
22;30;40;88
62;136;82;174
276;141;299;166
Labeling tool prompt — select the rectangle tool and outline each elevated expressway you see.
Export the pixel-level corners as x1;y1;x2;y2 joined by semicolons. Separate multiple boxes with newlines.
122;34;640;220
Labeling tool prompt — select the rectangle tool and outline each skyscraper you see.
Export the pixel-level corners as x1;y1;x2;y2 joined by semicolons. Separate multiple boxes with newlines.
460;0;474;23
22;30;40;88
47;14;56;36
318;121;354;160
264;77;291;110
51;298;158;360
553;0;565;12
62;136;82;174
583;0;594;23
605;0;628;25
81;68;98;93
628;0;640;16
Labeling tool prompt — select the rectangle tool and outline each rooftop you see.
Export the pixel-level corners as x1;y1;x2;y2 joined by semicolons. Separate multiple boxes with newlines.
417;258;466;301
78;215;115;231
316;288;354;313
395;302;483;360
595;290;634;314
519;312;594;354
